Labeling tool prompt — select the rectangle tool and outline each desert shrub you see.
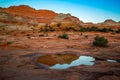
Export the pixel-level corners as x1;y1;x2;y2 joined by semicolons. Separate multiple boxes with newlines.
58;33;69;39
79;27;114;33
89;26;99;31
64;27;77;31
108;28;114;32
64;27;71;31
39;34;44;37
116;29;120;33
80;27;99;32
7;41;14;44
79;27;88;32
40;26;55;32
26;34;31;39
49;26;55;32
26;34;30;36
93;36;108;47
27;36;31;39
57;23;61;27
44;27;49;32
99;27;109;32
84;35;88;38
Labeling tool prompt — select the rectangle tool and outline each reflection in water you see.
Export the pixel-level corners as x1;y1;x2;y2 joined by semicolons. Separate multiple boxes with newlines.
107;59;117;62
37;54;79;66
37;54;95;69
50;56;95;69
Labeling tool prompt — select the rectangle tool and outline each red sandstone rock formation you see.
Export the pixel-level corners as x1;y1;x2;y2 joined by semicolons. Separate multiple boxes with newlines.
1;5;57;24
0;5;119;31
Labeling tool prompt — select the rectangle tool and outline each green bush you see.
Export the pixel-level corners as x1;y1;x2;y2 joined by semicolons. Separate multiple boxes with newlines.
79;27;88;32
99;27;109;32
39;34;44;37
26;34;30;36
89;26;99;31
49;26;55;32
79;27;99;32
79;27;114;33
44;27;49;32
7;41;14;44
64;27;72;31
58;33;69;39
93;36;108;47
116;29;120;33
108;28;114;32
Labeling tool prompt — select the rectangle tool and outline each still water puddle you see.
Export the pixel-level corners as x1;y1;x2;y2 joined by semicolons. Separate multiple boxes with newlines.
36;54;118;69
50;56;95;69
37;54;95;69
106;59;117;62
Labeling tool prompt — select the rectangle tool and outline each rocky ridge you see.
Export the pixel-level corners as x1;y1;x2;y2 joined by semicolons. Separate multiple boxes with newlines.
0;5;120;31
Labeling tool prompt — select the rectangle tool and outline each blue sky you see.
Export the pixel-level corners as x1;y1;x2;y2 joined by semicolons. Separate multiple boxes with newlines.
0;0;120;23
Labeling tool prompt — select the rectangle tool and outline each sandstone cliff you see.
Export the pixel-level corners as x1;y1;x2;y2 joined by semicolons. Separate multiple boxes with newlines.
0;5;120;31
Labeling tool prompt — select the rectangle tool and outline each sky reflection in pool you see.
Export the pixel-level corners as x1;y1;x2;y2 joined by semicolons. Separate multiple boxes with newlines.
106;59;117;63
50;56;95;69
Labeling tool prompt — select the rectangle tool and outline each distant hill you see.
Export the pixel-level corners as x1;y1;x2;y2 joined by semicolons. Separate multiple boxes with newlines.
1;5;57;24
0;5;120;31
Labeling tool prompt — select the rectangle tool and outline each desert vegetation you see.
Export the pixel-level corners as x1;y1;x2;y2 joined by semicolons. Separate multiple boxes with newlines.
79;26;116;33
116;29;120;33
38;25;120;34
58;33;69;39
93;36;108;47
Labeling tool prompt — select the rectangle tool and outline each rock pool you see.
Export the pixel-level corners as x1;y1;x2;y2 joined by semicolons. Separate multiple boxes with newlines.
36;54;95;69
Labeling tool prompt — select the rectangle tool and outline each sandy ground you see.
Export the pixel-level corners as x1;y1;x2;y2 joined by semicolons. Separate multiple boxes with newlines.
0;31;120;80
